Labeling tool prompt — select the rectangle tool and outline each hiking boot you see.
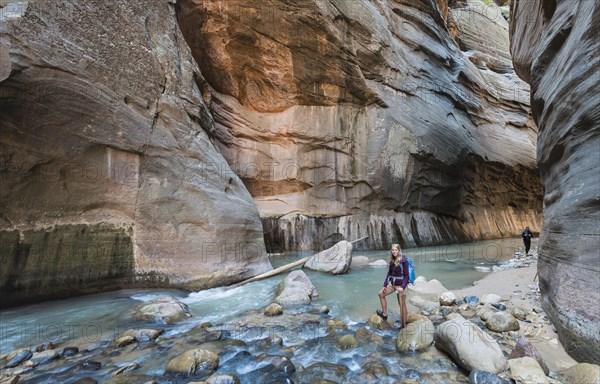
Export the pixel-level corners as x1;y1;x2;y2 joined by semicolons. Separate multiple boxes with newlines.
376;310;388;320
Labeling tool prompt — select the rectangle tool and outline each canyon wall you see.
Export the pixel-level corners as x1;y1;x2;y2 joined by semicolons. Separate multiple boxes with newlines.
510;0;600;363
0;0;271;307
178;0;543;251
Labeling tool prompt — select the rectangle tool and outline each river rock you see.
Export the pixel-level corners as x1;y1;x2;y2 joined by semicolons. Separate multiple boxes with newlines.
361;361;388;380
102;373;154;384
410;277;448;302
111;335;136;348
295;362;349;383
327;320;347;333
508;336;549;376
264;303;283;316
274;270;319;307
165;349;219;376
5;349;32;368
480;294;504;305
464;296;480;305
510;0;600;363
486;312;520;332
368;314;393;331
136;296;191;324
440;292;457;306
558;363;600;384
435;315;507;374
508;357;548;384
30;350;59;365
469;369;512;384
111;362;140;376
369;260;388;267
305;240;353;275
61;347;79;357
0;375;20;384
397;319;435;353
352;256;369;268
477;304;498;321
122;328;164;342
336;335;358;351
205;373;241;384
511;307;528;321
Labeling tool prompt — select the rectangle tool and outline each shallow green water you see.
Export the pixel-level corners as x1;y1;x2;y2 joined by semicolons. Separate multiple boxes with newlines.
0;237;534;356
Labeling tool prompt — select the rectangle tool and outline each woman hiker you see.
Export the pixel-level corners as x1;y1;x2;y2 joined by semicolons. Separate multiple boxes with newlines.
377;243;409;328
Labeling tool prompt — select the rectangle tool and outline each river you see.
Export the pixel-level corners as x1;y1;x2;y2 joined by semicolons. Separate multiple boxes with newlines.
0;237;535;383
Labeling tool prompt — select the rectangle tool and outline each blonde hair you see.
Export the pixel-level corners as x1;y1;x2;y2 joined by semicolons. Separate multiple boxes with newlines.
390;243;402;266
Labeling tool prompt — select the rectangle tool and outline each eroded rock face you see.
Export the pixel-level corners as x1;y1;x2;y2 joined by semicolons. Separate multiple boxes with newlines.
178;0;542;251
0;0;271;306
509;0;600;363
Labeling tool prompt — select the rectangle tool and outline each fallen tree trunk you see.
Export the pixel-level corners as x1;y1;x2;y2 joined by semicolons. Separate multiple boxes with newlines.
230;236;369;288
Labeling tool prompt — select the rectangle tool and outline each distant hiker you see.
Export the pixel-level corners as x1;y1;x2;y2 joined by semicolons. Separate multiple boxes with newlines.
377;244;409;328
521;226;533;255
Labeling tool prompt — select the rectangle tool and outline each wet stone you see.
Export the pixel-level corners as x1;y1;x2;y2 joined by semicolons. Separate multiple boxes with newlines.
34;342;55;352
469;369;512;384
70;378;98;384
79;359;102;370
205;373;241;384
30;349;59;365
5;350;32;368
102;373;155;384
336;335;358;350
0;375;20;384
61;347;79;357
121;328;164;342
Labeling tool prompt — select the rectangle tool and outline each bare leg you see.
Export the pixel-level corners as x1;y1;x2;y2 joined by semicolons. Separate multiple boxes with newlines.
396;288;408;328
378;285;394;317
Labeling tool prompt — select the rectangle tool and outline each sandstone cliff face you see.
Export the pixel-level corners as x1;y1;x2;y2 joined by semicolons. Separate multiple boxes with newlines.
510;0;600;364
178;0;543;251
0;0;271;306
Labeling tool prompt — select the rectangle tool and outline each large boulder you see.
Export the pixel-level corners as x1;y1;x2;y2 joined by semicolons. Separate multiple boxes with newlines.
396;319;435;353
435;315;507;374
305;240;352;275
178;0;542;252
0;0;272;307
274;270;319;307
509;0;600;363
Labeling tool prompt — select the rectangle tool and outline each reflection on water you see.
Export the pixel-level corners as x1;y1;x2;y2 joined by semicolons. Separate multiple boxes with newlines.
0;237;534;356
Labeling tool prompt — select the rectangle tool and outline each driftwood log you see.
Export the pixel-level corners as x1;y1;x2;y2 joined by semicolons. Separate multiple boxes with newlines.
230;236;369;288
